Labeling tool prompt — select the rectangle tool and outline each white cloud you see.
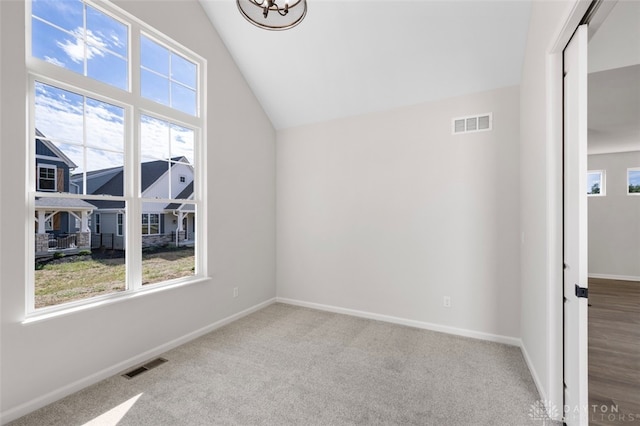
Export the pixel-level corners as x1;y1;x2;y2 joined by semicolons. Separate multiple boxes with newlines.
56;28;107;64
44;56;65;67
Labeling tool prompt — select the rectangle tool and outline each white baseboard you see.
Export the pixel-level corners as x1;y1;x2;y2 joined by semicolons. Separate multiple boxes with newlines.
520;340;546;402
588;273;640;282
276;297;521;346
0;297;277;425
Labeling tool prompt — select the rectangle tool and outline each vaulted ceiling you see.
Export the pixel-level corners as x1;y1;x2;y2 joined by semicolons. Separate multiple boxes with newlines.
200;0;532;129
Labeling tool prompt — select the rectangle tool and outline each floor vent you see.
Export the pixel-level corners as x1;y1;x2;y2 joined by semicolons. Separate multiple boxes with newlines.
452;113;492;134
122;357;168;379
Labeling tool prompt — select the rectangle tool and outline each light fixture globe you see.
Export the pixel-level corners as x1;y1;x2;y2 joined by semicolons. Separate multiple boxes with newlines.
237;0;307;31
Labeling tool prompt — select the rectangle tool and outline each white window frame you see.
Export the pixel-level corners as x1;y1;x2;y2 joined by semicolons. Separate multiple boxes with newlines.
627;167;640;196
587;170;605;197
26;0;207;317
37;164;57;192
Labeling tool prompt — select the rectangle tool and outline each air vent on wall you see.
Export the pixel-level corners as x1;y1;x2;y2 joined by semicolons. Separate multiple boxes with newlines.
452;113;492;135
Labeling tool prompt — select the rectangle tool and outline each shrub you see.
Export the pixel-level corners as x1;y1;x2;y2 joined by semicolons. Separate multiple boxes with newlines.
78;250;92;256
53;252;65;259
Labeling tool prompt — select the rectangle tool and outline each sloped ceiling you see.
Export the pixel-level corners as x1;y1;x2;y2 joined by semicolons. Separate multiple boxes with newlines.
200;0;532;130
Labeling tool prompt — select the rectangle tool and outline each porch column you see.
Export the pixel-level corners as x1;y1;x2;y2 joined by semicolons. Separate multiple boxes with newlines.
37;210;46;234
176;211;185;231
81;211;90;232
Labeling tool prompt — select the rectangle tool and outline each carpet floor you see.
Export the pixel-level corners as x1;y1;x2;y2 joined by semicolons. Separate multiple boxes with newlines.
9;303;547;425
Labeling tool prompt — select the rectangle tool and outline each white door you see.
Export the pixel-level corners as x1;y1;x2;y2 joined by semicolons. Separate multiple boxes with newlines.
563;24;589;426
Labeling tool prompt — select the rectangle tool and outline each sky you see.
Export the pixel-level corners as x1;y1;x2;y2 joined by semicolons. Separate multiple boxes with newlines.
32;0;196;192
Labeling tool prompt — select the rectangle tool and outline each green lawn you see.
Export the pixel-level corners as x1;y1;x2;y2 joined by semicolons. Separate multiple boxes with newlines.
35;248;194;309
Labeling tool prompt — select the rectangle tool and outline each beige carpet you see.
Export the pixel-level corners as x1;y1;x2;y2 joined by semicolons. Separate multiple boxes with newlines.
9;303;547;425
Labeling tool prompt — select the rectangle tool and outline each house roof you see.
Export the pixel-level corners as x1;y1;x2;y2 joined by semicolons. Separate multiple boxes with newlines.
165;181;194;210
73;157;190;197
35;197;96;210
35;129;78;169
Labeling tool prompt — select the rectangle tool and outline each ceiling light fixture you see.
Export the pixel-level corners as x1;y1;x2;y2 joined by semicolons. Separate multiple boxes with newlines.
237;0;307;31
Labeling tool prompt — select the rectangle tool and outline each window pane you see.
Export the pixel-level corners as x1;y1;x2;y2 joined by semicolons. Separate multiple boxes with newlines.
35;82;84;146
86;98;125;152
86;148;124;196
170;124;194;164
629;170;640;193
141;202;195;286
141;35;169;76
31;19;84;74
140;159;170;199
171;83;196;116
34;197;126;309
171;52;196;89
32;0;83;33
88;50;128;91
35;139;83;195
141;69;169;106
170;162;194;199
86;5;128;57
141;115;170;160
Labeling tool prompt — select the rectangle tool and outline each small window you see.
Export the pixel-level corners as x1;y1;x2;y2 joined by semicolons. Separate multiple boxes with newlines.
628;168;640;195
179;175;186;183
587;170;605;196
117;213;124;236
37;165;57;191
95;213;101;234
141;213;160;235
45;216;53;231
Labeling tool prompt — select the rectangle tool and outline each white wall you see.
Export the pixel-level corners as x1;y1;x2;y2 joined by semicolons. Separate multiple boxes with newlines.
0;0;276;421
588;151;640;280
277;86;521;339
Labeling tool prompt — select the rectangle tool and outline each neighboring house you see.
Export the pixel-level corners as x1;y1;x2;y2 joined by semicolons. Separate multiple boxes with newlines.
34;129;95;257
70;157;195;250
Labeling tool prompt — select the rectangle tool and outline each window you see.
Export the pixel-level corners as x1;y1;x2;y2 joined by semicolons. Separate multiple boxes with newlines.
587;170;605;196
31;0;128;90
116;213;123;236
37;164;56;191
628;168;640;195
29;0;204;312
140;34;197;116
141;213;160;235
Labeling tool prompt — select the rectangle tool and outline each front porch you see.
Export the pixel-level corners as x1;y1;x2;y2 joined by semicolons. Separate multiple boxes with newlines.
35;198;96;258
35;232;91;258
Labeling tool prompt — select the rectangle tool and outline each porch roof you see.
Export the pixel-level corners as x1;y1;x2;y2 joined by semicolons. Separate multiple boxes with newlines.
35;198;97;211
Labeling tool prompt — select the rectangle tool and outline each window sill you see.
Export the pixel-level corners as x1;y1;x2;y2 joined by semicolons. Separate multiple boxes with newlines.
22;276;211;325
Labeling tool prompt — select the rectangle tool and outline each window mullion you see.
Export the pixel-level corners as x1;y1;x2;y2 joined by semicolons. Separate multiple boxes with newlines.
128;23;142;292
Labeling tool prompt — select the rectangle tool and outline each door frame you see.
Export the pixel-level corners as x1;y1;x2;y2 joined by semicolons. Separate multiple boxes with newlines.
545;0;594;421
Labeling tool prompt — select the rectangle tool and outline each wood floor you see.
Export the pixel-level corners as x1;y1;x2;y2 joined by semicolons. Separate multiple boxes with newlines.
588;277;640;425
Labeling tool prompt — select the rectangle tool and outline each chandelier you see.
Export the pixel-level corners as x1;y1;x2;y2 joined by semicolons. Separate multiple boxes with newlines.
237;0;307;31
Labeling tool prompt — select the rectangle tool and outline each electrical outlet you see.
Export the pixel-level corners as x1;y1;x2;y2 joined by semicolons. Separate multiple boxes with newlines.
233;287;239;298
443;296;451;308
